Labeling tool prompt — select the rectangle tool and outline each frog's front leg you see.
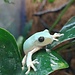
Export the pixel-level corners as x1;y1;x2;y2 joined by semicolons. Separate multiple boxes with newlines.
52;33;64;41
25;47;41;75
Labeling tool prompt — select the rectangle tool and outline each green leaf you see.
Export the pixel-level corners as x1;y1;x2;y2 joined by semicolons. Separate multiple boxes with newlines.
0;28;21;75
17;36;24;51
17;36;24;59
33;0;36;3
48;0;55;3
48;16;75;50
4;0;10;3
33;0;43;3
21;50;68;75
22;20;33;39
4;0;14;4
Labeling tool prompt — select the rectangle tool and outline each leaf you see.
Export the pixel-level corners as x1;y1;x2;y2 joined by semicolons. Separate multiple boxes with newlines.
17;36;24;51
4;0;10;3
4;0;14;4
33;0;36;3
0;28;21;75
48;16;75;50
22;20;33;39
33;0;43;3
21;50;68;75
48;0;55;3
17;36;24;59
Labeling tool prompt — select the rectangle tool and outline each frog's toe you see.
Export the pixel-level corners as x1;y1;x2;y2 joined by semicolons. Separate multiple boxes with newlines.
22;66;24;70
30;63;37;71
33;59;39;64
53;33;64;38
25;66;30;75
26;61;37;74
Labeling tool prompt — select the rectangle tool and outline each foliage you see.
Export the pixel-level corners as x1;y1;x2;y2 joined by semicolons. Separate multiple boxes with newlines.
48;0;55;3
4;0;14;4
49;16;75;50
0;28;21;75
33;0;55;3
4;0;55;3
4;0;10;3
0;16;75;75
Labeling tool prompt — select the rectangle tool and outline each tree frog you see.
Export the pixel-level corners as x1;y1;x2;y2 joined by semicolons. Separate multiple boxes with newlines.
22;29;64;74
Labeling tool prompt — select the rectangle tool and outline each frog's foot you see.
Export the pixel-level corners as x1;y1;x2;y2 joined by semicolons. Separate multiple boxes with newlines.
46;48;50;52
22;55;26;70
25;58;39;75
32;59;39;64
53;33;64;41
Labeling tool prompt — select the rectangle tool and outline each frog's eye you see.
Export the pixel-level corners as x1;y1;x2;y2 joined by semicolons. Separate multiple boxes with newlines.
38;37;44;42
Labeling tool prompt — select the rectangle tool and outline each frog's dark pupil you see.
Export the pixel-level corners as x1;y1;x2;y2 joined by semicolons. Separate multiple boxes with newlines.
38;37;44;42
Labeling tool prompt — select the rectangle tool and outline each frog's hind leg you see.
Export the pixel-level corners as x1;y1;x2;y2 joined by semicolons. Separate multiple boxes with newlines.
25;47;41;74
22;55;26;70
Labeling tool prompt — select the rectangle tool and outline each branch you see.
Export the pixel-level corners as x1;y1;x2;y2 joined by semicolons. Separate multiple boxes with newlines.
33;1;70;16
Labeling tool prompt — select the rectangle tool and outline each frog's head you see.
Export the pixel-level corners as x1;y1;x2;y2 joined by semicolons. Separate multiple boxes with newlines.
34;29;53;47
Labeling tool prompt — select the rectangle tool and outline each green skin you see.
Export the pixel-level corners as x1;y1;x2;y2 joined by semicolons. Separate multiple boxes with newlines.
22;29;64;74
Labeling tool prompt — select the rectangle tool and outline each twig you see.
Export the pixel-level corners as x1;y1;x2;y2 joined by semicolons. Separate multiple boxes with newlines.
33;1;70;16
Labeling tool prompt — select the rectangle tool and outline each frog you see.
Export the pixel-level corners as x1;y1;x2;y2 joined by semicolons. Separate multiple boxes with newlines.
22;29;64;74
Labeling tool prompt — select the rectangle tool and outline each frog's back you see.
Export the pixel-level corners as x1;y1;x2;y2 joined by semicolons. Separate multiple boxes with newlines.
23;35;36;54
